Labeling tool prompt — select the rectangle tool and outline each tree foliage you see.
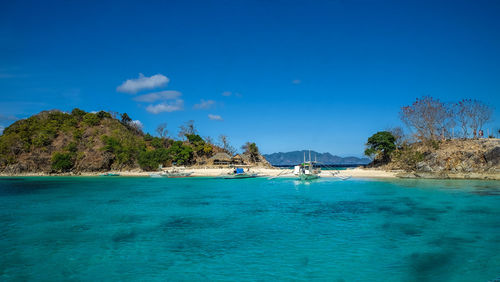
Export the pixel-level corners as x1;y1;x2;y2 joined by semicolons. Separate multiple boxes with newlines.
167;141;193;165
83;113;100;126
51;152;74;172
138;148;170;170
120;113;132;124
364;131;396;163
242;142;260;162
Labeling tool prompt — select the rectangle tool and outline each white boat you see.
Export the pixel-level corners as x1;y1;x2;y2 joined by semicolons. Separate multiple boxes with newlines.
293;151;321;180
162;171;193;178
220;168;259;179
150;168;193;178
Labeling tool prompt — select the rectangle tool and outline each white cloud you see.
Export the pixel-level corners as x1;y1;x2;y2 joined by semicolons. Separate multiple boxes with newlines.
146;99;184;114
222;91;242;98
193;99;216;110
133;90;182;102
292;79;301;84
117;73;169;94
0;125;4;134
130;120;143;129
208;114;223;121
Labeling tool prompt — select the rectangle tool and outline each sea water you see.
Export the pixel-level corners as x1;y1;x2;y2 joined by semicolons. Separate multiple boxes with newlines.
0;177;499;281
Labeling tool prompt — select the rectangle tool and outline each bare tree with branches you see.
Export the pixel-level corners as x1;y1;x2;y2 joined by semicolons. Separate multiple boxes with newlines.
156;123;168;139
218;134;236;155
400;96;452;142
456;99;493;139
456;99;473;138
178;120;197;138
388;126;407;147
204;136;214;145
472;100;493;138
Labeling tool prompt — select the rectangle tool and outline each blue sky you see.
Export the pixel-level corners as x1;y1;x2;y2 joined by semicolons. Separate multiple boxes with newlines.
1;0;499;156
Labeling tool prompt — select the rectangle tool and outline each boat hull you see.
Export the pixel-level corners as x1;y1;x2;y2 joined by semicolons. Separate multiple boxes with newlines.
298;174;320;181
221;173;258;179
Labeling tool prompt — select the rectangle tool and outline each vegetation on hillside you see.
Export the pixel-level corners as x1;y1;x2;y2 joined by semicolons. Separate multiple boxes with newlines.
365;96;498;174
0;109;263;173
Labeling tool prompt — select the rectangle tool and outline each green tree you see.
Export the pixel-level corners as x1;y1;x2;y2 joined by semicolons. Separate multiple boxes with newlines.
51;152;74;172
96;111;112;119
82;113;100;126
71;108;87;120
364;131;396;163
121;113;132;124
242;142;260;162
138;148;170;170
167;141;193;165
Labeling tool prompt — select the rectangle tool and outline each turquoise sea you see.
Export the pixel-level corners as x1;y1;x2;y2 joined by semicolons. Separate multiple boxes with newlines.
0;177;499;281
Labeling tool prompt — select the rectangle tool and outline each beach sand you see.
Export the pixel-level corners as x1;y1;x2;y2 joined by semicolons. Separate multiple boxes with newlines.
1;167;397;178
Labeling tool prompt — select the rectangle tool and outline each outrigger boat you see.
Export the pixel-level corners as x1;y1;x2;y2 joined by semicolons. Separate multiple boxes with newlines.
220;168;258;179
293;151;321;180
150;167;193;178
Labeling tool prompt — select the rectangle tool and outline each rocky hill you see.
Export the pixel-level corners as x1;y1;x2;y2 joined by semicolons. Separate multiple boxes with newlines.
0;109;268;174
383;139;500;179
263;150;370;166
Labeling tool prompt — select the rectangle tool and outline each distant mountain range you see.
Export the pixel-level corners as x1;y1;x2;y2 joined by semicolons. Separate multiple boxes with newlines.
263;150;371;166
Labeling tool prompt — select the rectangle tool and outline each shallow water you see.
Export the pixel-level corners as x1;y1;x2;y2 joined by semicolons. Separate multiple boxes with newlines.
0;177;499;281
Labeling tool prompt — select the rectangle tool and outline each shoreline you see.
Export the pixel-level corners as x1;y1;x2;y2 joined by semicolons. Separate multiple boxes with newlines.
1;167;498;180
0;167;395;178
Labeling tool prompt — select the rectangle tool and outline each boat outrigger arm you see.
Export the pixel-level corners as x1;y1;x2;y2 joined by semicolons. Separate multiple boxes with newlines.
293;150;321;180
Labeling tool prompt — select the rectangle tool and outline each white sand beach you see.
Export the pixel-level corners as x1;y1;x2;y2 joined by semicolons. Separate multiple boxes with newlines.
2;167;397;179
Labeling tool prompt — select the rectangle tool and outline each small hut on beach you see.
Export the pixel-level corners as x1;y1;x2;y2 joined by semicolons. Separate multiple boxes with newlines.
231;154;245;165
209;152;232;166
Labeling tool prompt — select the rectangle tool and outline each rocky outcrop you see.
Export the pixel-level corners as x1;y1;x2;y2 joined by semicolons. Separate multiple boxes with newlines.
388;139;500;179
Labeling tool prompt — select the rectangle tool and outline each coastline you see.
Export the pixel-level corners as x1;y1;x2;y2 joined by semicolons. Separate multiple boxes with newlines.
0;167;396;178
1;167;499;180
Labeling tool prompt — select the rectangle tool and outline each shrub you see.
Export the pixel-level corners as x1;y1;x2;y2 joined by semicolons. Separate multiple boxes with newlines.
203;144;213;156
73;129;83;141
66;142;78;153
391;147;425;171
186;134;203;144
51;152;74;172
101;133;144;167
96;111;112;120
32;132;53;148
151;137;164;149
144;133;153;142
83;113;100;126
138;148;170;170
71;108;87;120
